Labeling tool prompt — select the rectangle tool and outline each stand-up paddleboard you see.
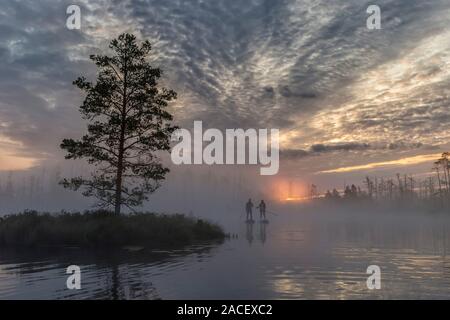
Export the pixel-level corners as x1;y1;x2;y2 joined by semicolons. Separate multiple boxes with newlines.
245;219;255;224
260;219;269;223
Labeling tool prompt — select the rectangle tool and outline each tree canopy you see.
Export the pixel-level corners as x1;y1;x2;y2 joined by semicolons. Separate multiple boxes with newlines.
61;33;177;214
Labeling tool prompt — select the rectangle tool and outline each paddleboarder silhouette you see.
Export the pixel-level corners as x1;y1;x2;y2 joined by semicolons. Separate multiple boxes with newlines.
245;198;254;221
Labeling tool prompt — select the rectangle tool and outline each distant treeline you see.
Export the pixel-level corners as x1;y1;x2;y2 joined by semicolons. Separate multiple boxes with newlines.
317;152;450;211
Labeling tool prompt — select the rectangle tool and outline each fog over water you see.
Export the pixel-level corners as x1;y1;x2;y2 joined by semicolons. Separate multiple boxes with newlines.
1;206;450;299
0;162;279;218
2;158;450;299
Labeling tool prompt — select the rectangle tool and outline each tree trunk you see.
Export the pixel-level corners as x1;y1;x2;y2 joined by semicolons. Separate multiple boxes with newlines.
436;167;443;206
115;121;125;214
445;159;450;196
115;68;128;215
114;150;124;215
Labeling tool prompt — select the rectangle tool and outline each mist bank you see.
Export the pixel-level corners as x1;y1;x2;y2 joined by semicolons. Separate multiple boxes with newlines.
0;164;277;231
280;198;450;215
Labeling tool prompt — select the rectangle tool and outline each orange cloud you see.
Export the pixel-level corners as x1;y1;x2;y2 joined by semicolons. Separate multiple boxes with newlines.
0;154;37;171
318;153;442;174
0;136;39;171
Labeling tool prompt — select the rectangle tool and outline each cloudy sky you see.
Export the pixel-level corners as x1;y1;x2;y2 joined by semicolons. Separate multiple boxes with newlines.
1;0;450;189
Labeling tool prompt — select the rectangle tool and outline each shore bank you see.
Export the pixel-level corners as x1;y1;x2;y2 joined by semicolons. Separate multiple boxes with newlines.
0;210;225;248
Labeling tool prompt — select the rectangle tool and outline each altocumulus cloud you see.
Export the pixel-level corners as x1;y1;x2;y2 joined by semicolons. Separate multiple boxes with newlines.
0;0;449;170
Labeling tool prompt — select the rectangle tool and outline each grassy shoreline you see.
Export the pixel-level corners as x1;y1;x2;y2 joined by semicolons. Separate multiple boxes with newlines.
0;210;225;248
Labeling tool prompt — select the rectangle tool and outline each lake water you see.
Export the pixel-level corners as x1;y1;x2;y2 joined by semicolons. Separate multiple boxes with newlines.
1;207;450;299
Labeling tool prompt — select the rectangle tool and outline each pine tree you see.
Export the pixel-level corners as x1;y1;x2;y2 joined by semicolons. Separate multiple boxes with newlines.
61;33;177;214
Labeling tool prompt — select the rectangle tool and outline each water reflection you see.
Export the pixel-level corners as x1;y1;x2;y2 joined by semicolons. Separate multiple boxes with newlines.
245;221;268;245
259;222;267;245
246;222;254;245
2;211;450;299
0;243;222;300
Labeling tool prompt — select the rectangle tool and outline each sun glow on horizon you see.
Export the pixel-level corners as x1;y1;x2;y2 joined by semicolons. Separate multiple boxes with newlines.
268;178;316;202
284;196;311;202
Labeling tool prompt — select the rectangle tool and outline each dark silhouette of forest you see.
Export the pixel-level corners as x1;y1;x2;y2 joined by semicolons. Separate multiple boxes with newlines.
315;152;450;211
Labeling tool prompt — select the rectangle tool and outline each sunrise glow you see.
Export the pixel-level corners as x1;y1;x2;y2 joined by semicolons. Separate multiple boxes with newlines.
318;153;442;174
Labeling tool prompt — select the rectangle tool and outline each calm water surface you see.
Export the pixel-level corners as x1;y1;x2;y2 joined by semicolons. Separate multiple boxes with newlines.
1;209;450;299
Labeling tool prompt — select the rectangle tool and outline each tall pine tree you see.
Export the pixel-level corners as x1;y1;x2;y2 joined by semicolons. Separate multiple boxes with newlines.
61;33;177;214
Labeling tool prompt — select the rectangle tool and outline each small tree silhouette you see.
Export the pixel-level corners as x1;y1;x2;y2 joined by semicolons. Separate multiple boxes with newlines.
61;33;177;214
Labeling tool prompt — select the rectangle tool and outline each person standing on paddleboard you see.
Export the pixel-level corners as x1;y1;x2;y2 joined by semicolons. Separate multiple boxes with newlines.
246;199;254;221
257;200;266;220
